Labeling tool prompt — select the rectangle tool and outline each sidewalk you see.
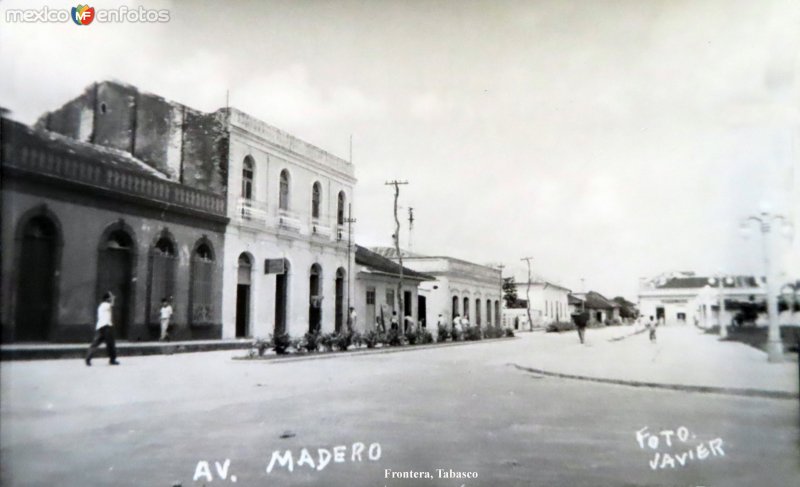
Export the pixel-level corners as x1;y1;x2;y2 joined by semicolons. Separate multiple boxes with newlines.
507;326;799;399
0;339;251;360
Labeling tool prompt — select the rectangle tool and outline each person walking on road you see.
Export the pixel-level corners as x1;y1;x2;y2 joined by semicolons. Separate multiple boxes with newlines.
159;297;173;341
572;311;589;344
85;292;120;366
647;315;657;343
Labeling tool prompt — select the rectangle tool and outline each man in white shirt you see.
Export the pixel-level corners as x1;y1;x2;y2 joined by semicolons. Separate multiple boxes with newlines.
85;292;120;366
159;297;174;341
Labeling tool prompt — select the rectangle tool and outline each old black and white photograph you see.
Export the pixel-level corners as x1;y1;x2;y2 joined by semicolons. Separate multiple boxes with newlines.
1;1;799;486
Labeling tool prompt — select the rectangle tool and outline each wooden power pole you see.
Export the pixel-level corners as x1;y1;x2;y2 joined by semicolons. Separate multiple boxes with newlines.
521;257;534;331
386;180;409;330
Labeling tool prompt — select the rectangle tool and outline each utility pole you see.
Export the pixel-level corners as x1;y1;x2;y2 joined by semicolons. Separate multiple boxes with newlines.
386;180;409;332
345;203;356;332
521;257;534;331
497;264;505;328
407;207;414;251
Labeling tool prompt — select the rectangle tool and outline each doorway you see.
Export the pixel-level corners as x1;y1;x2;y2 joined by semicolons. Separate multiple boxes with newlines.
236;253;252;338
274;259;289;335
15;215;59;341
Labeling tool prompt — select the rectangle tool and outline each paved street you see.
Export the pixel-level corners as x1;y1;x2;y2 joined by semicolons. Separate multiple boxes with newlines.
1;333;798;487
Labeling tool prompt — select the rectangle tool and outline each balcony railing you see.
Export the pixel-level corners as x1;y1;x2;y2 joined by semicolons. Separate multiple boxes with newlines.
236;198;269;226
4;140;226;218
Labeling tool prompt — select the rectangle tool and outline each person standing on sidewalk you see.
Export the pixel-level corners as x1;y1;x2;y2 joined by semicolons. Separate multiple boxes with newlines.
572;311;589;344
159;297;174;341
85;292;120;366
647;315;657;343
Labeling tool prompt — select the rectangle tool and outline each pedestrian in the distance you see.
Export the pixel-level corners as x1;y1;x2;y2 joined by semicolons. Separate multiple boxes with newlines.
85;292;120;366
348;307;357;332
159;297;173;341
390;311;399;331
453;314;463;340
647;315;657;343
572;311;589;344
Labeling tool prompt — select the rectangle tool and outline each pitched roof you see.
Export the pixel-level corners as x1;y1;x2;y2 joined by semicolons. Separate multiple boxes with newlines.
582;291;619;309
655;276;762;289
355;245;434;281
568;294;584;305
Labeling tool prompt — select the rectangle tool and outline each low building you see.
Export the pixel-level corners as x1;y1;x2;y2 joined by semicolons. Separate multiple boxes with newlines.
638;274;766;327
353;245;434;332
1;117;227;342
371;248;503;329
571;291;620;324
502;280;572;329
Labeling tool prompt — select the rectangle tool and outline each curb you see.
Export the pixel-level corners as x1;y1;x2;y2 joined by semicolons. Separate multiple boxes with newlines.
1;341;252;361
233;336;518;364
508;363;799;401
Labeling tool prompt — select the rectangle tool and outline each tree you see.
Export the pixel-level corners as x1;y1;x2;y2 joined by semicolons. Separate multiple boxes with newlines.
503;277;518;307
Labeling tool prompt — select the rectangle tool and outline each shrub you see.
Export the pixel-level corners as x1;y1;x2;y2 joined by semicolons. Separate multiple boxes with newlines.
504;327;515;337
405;328;418;345
320;332;336;352
416;327;434;344
437;325;450;342
587;319;604;329
271;333;291;355
252;337;272;357
465;325;483;341
363;330;382;348
349;330;363;349
384;329;403;346
302;331;321;352
546;321;576;333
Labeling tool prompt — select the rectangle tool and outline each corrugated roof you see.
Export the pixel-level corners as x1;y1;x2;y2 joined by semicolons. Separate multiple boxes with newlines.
355;245;434;281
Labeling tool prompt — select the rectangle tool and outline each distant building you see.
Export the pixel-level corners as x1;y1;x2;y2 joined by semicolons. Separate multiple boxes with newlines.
371;247;502;329
638;274;766;327
570;291;620;324
353;245;434;333
502;280;571;330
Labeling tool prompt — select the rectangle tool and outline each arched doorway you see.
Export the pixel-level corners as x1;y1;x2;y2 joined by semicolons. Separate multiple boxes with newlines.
236;253;252;338
147;234;176;337
190;241;215;325
97;227;135;339
309;264;322;333
486;299;492;326
452;295;459;319
463;297;470;321
475;296;482;325
15;215;60;341
274;259;290;335
335;268;345;332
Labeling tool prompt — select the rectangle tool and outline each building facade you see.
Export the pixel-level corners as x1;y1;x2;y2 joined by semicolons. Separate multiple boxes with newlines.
1;116;227;342
353;245;433;332
28;80;356;341
223;109;355;339
502;280;571;329
371;248;502;329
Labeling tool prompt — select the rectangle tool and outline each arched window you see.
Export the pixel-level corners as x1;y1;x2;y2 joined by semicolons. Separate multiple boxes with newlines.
337;191;346;225
312;181;322;219
242;157;254;200
279;169;290;211
190;241;215;325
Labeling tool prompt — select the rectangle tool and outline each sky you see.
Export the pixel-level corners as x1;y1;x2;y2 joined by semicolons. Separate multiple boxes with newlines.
2;0;798;299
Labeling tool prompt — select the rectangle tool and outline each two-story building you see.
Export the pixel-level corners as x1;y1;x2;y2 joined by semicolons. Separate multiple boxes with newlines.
29;80;356;341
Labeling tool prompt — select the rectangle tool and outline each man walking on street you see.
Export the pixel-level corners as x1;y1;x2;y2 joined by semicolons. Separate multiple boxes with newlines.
647;315;657;343
86;292;120;366
572;310;589;344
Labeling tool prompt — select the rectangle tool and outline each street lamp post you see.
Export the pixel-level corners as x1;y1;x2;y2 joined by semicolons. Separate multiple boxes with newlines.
707;275;733;339
741;209;791;363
